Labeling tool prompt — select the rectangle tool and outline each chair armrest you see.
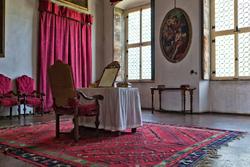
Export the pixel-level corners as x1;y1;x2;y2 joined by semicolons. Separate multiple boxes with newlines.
17;91;25;97
93;95;104;100
30;91;45;97
77;91;104;101
5;91;17;97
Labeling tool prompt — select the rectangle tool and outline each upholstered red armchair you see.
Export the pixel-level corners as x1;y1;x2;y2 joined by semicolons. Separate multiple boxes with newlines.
48;60;103;141
16;75;45;117
0;74;20;119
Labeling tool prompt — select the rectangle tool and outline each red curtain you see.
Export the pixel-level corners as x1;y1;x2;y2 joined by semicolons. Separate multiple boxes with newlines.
38;0;93;111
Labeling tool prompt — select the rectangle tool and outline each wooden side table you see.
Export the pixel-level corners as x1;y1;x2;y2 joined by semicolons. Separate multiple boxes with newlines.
150;86;196;114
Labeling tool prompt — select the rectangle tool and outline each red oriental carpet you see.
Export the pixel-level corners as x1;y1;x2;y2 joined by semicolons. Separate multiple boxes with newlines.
0;120;243;167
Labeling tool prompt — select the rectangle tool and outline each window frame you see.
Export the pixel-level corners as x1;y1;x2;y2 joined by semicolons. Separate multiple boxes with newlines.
124;4;154;82
210;0;250;80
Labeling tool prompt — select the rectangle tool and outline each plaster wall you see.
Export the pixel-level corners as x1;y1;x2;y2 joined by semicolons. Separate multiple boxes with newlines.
0;0;38;80
103;0;114;67
210;81;250;114
89;0;105;81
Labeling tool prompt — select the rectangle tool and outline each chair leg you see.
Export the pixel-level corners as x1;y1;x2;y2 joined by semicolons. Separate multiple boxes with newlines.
33;107;35;115
95;112;100;129
41;105;44;116
23;104;26;118
9;107;12;119
73;116;79;141
56;114;60;138
18;105;21;119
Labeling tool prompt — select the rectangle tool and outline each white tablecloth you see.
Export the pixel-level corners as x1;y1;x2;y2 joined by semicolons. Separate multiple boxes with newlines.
78;87;143;131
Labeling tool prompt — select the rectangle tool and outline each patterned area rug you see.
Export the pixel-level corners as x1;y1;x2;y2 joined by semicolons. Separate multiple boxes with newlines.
0;120;243;167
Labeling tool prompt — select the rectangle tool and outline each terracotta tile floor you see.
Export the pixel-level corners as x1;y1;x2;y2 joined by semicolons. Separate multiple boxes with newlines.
0;110;249;167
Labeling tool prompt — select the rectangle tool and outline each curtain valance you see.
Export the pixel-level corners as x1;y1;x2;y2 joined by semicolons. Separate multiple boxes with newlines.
39;0;93;24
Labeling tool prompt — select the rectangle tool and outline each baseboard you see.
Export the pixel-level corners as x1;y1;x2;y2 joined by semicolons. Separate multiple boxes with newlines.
142;108;193;114
205;111;250;116
142;108;250;116
141;107;152;110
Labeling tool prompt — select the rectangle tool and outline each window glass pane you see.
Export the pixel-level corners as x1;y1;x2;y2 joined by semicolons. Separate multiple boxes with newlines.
128;47;140;80
239;32;250;76
142;45;151;79
128;11;140;44
215;0;234;31
142;8;151;42
238;0;250;28
215;35;235;77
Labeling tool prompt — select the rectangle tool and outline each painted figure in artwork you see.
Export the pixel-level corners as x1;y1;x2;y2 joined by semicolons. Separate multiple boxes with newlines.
160;8;192;63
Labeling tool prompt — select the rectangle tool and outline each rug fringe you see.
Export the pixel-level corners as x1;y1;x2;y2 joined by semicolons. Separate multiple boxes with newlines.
195;133;245;167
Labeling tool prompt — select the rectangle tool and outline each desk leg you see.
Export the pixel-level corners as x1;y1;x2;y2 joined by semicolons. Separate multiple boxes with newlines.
159;90;162;111
151;89;154;114
190;90;193;114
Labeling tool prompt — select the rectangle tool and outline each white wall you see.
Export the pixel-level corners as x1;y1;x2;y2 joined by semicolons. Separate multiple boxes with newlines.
0;0;38;79
103;0;114;67
154;0;201;112
210;81;250;114
89;0;105;81
199;81;210;112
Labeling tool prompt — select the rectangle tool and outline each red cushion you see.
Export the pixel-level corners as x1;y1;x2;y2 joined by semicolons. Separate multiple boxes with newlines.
78;103;98;116
68;98;79;108
55;103;98;116
0;74;12;95
0;97;18;107
26;97;42;106
16;75;35;95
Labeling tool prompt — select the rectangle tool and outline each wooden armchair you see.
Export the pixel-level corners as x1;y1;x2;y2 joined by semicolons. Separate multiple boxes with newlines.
16;75;45;117
0;74;20;119
48;60;103;141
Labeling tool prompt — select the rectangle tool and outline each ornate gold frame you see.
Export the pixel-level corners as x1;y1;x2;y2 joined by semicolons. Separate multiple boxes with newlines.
52;0;88;11
160;8;192;63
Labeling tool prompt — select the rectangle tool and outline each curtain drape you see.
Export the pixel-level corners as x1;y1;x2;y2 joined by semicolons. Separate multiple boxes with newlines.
38;0;93;111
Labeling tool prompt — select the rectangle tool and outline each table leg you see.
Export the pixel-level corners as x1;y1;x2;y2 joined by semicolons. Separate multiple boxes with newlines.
159;90;162;111
131;128;137;133
181;89;186;114
190;90;193;114
151;89;154;114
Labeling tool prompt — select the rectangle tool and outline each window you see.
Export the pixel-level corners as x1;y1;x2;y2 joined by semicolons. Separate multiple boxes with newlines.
211;0;250;80
126;6;152;81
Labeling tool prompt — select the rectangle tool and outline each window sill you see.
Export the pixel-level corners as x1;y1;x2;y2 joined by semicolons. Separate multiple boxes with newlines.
129;79;155;83
210;79;250;81
208;77;250;81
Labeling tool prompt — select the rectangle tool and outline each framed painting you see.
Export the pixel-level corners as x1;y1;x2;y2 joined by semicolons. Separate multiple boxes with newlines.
0;0;4;57
52;0;88;11
98;68;119;87
160;8;192;63
98;61;120;87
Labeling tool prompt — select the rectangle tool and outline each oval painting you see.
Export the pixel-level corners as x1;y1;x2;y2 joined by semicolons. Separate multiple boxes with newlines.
160;8;192;63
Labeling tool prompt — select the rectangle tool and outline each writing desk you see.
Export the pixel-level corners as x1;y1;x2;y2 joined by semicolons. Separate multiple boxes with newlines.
150;86;196;114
